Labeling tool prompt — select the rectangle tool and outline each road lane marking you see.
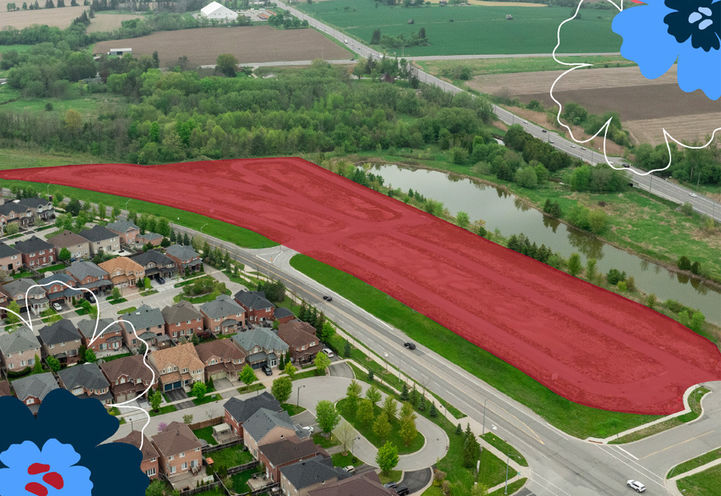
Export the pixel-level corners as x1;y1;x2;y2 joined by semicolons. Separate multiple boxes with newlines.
639;430;716;460
596;446;664;487
616;446;639;461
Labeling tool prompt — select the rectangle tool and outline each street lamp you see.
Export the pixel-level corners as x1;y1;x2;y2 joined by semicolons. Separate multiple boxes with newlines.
384;353;389;372
296;384;306;407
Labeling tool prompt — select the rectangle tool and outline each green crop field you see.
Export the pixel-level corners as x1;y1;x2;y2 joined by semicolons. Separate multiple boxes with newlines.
297;0;622;56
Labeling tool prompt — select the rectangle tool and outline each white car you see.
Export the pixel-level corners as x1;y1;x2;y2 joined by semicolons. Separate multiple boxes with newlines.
690;192;698;198
322;348;335;358
52;302;63;312
302;425;314;434
627;480;646;493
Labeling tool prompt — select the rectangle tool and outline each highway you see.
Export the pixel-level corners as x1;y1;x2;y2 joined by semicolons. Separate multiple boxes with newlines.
272;0;721;223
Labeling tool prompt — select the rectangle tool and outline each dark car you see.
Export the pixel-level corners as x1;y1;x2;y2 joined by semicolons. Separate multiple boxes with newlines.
262;365;273;376
395;486;410;496
403;342;416;350
157;276;165;284
322;295;332;302
383;482;398;489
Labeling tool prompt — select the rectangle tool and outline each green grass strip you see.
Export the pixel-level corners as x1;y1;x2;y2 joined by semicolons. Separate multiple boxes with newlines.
676;464;721;496
668;448;721;479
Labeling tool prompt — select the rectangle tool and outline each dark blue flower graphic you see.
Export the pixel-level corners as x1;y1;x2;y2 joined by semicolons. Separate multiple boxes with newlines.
612;0;721;100
0;389;148;496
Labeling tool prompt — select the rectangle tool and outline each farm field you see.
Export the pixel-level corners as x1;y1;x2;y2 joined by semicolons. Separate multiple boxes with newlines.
3;158;720;415
86;12;144;33
468;65;721;145
0;6;85;29
297;0;622;55
93;26;351;66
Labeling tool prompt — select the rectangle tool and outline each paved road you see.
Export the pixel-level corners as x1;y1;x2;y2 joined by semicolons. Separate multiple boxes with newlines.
200;59;356;70
407;52;620;61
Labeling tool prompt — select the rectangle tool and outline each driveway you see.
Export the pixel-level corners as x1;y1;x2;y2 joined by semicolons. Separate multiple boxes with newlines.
165;389;188;402
329;362;354;378
402;468;432;495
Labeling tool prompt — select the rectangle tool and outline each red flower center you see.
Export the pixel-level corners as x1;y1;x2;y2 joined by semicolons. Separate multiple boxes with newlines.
25;462;64;495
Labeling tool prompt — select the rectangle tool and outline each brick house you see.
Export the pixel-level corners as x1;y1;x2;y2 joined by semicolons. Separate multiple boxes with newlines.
234;291;275;324
12;372;59;413
277;320;322;366
274;307;295;325
77;318;124;354
121;304;166;351
223;392;282;438
151;422;203;478
14;236;56;269
100;354;156;403
17;197;54;223
199;294;246;336
242;408;306;459
259;437;328;483
0;325;41;372
149;343;204;392
37;273;77;307
307;470;394;496
47;230;91;260
105;220;140;246
57;362;112;405
232;328;288;370
65;260;112;296
116;431;159;480
0;278;49;315
280;455;347;496
98;256;145;292
195;339;246;382
0;242;21;273
0;200;33;231
38;319;82;365
136;232;163;247
130;250;176;281
162;301;204;339
164;244;202;275
78;225;120;255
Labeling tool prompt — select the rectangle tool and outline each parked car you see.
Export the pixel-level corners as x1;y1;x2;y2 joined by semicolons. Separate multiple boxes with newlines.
626;480;646;493
322;348;335;358
343;465;355;473
383;482;398;489
395;486;410;496
52;302;63;312
302;425;314;434
404;342;416;350
322;295;332;302
157;276;165;284
262;365;273;376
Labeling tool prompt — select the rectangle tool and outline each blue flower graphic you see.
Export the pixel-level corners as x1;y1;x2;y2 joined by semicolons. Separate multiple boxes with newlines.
612;0;721;100
0;389;148;496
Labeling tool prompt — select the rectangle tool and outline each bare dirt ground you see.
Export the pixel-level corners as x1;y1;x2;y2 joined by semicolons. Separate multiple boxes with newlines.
425;0;546;5
86;13;143;33
0;6;85;29
93;26;351;66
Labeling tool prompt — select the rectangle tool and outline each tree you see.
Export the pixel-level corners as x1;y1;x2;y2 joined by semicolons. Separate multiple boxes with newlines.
316;400;340;434
585;258;597;282
455;423;463;435
191;382;207;400
587;209;609;234
357;399;375;427
150;390;162;412
371;28;381;44
335;420;356;454
32;354;43;373
343;340;352;358
216;53;239;77
690;311;705;333
111;287;121;300
567;253;582;277
285;363;297;379
146;480;167;496
5;301;21;326
429;402;438;418
314;351;331;375
463;425;481;468
278;352;286;371
456;211;469;229
400;383;409;401
346;380;362;408
376;441;399;474
84;348;97;363
46;356;61;372
382;395;397;421
271;376;293;403
144;277;152;289
373;411;392;441
646;293;657;308
399;412;417;446
365;385;381;407
678;256;691;271
239;364;256;385
57;247;71;262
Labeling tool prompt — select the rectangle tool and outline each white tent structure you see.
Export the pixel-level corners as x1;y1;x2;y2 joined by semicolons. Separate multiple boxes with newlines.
200;1;239;21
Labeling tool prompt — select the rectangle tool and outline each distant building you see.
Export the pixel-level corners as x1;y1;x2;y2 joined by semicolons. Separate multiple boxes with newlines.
200;1;239;21
108;48;132;56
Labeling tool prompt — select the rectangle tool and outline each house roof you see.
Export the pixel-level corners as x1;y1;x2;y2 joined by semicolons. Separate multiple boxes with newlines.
308;471;394;496
0;242;19;258
37;273;74;288
200;294;245;320
38;319;81;346
0;380;11;397
58;362;109;390
243;407;301;442
78;225;118;243
260;437;323;467
0;201;29;216
130;250;174;267
98;256;144;275
0;326;40;356
105;220;139;234
151;421;201;457
150;343;203;374
66;260;108;281
232;328;288;355
274;307;294;319
14;236;53;253
280;455;344;491
234;291;274;311
195;339;245;364
17;197;51;209
100;354;155;385
165;244;199;261
1;278;46;299
47;230;90;249
201;1;238;17
115;430;159;462
76;318;123;339
123;304;165;332
277;320;318;349
223;392;282;424
137;232;162;242
12;372;58;401
162;300;203;324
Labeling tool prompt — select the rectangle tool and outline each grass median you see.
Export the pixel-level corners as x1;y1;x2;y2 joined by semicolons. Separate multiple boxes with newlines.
676;464;721;496
667;447;721;479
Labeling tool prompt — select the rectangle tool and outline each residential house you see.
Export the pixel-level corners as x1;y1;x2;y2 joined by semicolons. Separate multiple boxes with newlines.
47;230;91;260
0;278;49;314
0;290;6;318
232;327;288;369
162;301;204;339
0;325;41;372
78;225;120;255
129;250;176;281
57;362;112;405
17;197;54;223
98;256;145;292
234;291;275;324
38;319;82;365
307;470;395;496
259;437;329;483
0;242;21;273
0;200;33;231
195;339;246;382
274;307;295;325
121;304;166;351
77;318;124;354
280;455;347;496
199;294;246;336
164;244;202;275
37;273;77;307
12;372;59;413
277;320;322;366
136;232;163;248
116;431;159;480
105;220;140;246
151;422;202;477
65;260;112;295
223;392;282;438
149;343;204;392
0;380;11;397
100;354;156;403
14;236;56;269
242;407;307;459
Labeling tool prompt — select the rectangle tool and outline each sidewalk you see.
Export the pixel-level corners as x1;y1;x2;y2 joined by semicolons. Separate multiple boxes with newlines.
665;457;721;496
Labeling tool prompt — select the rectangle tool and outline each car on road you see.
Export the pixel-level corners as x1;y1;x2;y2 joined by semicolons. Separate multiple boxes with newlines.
690;192;698;198
570;144;576;148
403;342;416;350
52;302;63;312
626;480;646;493
262;365;273;376
322;348;335;358
157;276;165;284
322;295;332;302
541;129;547;133
344;39;349;44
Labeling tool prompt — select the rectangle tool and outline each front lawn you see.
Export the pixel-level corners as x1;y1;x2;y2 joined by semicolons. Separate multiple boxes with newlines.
192;426;218;446
331;452;362;467
116;306;137;314
281;403;306;416
107;297;128;305
192;393;222;406
102;352;132;362
237;383;264;394
482;432;528;467
378;470;402;485
148;405;177;417
312;433;340;449
207;446;253;471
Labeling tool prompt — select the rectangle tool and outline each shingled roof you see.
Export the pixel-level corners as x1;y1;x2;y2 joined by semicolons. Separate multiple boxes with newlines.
12;372;58;402
39;319;81;346
151;421;201;457
100;354;155;385
123;304;165;332
76;318;123;339
243;407;302;442
232;328;288;355
115;430;159;462
14;236;53;254
0;242;19;259
0;326;40;356
47;230;90;249
200;294;245;320
234;291;274;311
260;437;325;467
165;244;199;261
58;362;110;391
66;260;108;281
308;471;394;496
130;250;174;267
280;455;345;491
79;225;118;243
162;300;203;325
224;392;282;424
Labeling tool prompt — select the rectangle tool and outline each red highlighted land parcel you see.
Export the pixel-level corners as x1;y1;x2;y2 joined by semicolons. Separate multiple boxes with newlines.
4;158;719;415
